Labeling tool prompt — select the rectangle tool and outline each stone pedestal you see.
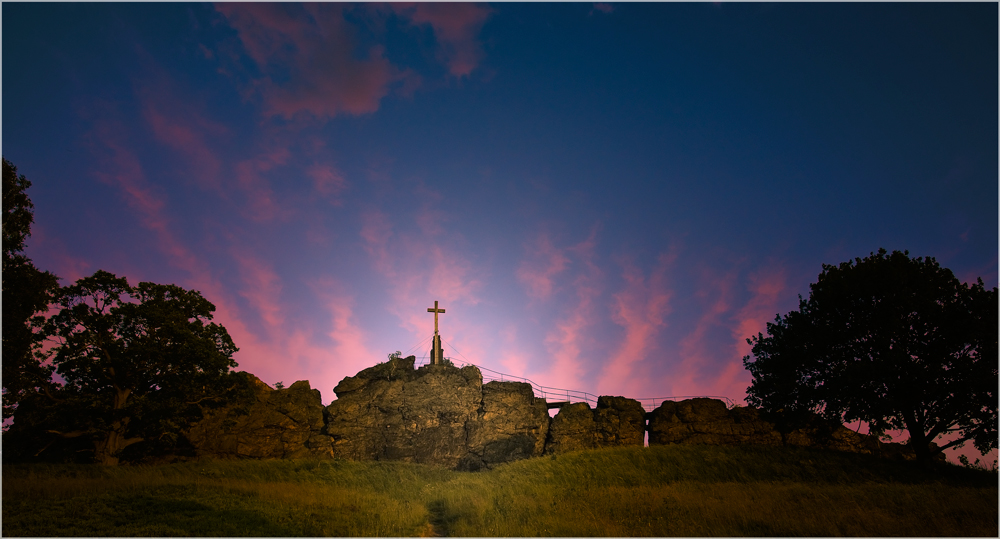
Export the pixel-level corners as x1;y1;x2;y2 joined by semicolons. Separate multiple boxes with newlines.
429;335;445;365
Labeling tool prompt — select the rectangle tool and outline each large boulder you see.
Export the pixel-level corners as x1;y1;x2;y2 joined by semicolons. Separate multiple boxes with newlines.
646;398;930;460
648;398;781;446
460;381;551;471
325;357;484;468
594;396;646;447
544;402;596;454
185;376;332;460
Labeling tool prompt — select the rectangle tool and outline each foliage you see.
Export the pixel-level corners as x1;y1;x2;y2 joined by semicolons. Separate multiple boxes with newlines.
3;446;997;537
388;350;402;360
274;381;285;390
2;158;60;420
9;270;245;465
743;249;998;463
958;454;999;472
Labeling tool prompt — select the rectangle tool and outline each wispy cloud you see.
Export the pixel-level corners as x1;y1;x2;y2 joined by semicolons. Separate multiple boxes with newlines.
230;249;286;338
308;163;348;203
216;3;409;120
535;226;602;390
669;262;741;398
590;3;615;15
732;264;787;359
393;3;494;77
358;189;484;351
516;233;570;300
598;252;675;397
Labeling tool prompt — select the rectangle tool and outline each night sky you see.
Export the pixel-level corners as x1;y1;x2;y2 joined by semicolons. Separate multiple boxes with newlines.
3;3;997;459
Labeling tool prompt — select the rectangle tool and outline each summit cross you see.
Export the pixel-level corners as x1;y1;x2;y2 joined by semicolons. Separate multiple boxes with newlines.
427;300;446;335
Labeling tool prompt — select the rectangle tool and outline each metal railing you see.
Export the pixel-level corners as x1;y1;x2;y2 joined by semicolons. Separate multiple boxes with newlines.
411;353;736;412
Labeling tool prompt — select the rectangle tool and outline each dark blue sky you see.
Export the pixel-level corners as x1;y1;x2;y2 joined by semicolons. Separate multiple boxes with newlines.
3;2;996;456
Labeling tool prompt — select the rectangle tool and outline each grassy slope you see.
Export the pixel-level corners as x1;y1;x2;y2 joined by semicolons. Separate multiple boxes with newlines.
3;444;997;537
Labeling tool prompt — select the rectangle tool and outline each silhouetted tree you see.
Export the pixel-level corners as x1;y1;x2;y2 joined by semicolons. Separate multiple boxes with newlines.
2;158;60;420
743;249;997;464
20;270;244;465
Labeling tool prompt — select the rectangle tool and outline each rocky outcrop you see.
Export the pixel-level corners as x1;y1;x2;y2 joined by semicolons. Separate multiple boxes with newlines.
647;398;930;460
324;356;552;470
325;356;483;468
185;376;332;460
545;396;645;455
461;381;550;471
545;402;597;454
648;398;781;446
181;360;932;468
595;396;646;447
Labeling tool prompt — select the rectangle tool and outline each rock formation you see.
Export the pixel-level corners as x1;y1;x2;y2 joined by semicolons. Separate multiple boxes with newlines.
185;376;332;460
647;398;929;460
545;396;646;454
647;398;781;447
325;356;482;468
323;356;551;470
179;358;930;468
594;396;646;447
545;402;597;454
461;380;550;471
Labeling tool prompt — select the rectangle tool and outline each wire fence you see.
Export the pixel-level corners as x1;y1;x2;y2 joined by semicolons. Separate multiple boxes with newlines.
400;336;737;412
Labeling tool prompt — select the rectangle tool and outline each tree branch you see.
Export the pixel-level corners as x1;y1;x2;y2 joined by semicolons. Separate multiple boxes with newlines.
46;429;89;439
936;435;973;453
121;436;145;449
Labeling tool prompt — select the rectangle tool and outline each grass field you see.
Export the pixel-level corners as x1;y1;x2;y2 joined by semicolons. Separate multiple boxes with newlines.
3;444;997;536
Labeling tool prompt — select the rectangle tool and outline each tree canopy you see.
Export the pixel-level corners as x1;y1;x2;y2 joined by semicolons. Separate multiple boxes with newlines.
13;270;245;465
743;249;997;464
2;157;60;419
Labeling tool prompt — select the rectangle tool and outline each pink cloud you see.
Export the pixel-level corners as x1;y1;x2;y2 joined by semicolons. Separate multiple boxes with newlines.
359;209;395;275
230;146;294;222
83;110;206;280
731;265;787;359
319;291;383;393
498;324;530;377
27;225;92;285
516;233;570;300
394;3;493;77
308;163;348;202
229;250;286;336
428;245;483;304
590;3;615;15
598;253;674;397
535;227;603;390
139;89;228;194
216;3;410;120
668;263;741;398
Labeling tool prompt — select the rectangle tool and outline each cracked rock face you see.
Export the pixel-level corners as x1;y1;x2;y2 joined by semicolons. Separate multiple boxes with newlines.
544;396;646;455
646;398;928;460
184;361;923;467
545;402;597;454
185;376;332;459
325;356;484;469
325;357;552;470
647;398;779;446
460;381;551;471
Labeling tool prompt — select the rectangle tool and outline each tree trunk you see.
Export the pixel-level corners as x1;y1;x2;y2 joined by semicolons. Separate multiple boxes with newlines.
901;409;933;465
93;387;143;465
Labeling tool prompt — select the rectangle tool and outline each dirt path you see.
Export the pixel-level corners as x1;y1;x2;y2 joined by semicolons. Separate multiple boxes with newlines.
419;499;451;537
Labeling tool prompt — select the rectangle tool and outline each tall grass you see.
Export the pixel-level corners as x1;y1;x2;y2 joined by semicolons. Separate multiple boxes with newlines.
4;444;996;536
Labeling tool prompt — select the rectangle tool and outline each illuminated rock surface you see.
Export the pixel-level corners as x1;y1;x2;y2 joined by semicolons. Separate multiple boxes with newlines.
185;377;332;460
181;358;929;467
